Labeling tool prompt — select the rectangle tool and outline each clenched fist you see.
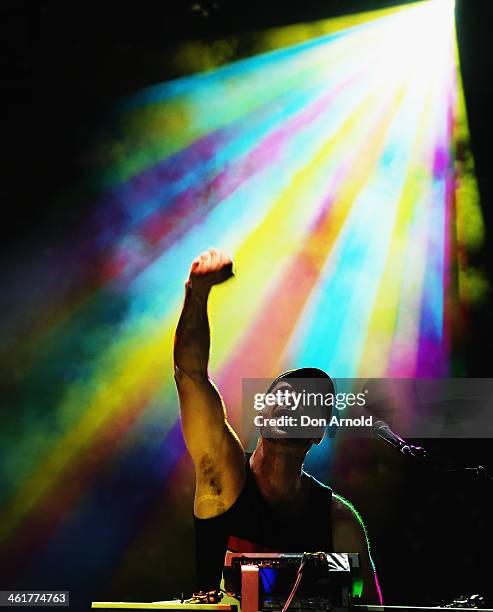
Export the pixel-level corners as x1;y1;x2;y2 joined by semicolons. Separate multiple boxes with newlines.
186;247;234;293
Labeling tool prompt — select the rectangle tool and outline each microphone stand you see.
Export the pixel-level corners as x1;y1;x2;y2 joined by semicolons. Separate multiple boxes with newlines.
400;444;493;484
373;421;493;484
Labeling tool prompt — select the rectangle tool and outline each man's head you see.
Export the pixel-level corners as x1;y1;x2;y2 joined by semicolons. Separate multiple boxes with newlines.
259;367;335;451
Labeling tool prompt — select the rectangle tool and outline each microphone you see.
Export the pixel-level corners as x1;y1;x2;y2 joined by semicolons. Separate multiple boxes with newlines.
373;421;492;481
373;420;427;458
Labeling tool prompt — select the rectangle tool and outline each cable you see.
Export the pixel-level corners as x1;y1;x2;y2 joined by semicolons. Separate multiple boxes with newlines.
281;553;311;612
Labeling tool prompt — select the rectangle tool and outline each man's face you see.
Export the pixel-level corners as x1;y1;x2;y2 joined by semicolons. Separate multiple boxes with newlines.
260;381;296;434
259;381;324;448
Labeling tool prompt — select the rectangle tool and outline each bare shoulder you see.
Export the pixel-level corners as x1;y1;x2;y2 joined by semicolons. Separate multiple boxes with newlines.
332;492;359;520
193;420;247;519
331;492;381;604
332;493;361;522
331;492;369;552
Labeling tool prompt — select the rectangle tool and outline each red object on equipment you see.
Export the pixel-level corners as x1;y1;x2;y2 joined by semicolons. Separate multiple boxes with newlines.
240;564;259;612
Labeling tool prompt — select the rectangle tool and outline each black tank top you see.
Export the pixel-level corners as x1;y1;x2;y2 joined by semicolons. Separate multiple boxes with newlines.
194;453;333;590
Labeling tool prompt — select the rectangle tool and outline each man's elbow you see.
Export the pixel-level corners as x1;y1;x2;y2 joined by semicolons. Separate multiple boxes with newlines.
174;361;207;381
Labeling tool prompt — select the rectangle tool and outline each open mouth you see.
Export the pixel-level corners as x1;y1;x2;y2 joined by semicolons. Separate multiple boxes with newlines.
272;406;294;418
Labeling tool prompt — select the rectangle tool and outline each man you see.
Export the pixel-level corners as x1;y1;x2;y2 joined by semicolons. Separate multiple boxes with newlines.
174;247;381;604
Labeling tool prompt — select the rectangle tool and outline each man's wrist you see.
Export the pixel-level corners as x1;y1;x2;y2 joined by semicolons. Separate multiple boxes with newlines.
185;279;210;302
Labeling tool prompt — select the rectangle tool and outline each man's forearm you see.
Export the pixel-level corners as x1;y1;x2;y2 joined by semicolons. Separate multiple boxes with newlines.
174;284;211;379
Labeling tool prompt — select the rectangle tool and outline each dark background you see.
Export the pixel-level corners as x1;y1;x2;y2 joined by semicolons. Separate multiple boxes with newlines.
1;0;492;608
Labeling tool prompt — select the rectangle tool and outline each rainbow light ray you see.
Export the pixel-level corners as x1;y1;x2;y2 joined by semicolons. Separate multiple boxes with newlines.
0;0;484;598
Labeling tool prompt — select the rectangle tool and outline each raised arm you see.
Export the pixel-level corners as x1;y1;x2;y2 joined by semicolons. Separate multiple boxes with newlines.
174;247;246;518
